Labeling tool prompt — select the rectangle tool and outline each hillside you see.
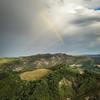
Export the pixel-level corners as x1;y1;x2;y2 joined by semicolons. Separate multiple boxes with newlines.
0;53;100;100
0;53;100;72
0;64;100;100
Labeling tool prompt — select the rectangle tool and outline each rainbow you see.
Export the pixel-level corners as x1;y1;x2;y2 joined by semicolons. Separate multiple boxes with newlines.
39;10;64;43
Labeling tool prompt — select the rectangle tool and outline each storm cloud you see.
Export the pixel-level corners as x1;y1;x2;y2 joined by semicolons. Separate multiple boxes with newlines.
0;0;100;57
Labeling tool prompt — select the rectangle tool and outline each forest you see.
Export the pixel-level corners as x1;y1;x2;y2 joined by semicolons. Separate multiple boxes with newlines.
0;63;100;100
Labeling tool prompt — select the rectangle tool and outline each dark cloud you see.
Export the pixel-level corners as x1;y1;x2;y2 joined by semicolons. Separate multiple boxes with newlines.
71;16;100;26
0;0;100;57
0;0;41;57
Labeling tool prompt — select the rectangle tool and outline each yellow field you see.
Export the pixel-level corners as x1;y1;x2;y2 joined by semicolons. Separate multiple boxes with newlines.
20;69;51;81
0;58;14;64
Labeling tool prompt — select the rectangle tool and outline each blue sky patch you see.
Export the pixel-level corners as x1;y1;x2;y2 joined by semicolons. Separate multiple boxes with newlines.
95;7;100;10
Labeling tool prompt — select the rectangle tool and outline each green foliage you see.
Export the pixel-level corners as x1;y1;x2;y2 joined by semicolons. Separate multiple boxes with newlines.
0;64;99;100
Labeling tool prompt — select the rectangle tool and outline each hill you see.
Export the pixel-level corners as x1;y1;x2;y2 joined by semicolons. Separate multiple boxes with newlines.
0;64;99;100
0;53;100;99
0;53;100;72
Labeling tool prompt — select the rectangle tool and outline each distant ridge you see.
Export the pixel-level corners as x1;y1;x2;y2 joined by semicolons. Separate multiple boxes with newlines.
0;53;100;72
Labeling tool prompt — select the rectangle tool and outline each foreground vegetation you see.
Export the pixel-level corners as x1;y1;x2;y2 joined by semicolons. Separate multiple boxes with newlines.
0;64;100;100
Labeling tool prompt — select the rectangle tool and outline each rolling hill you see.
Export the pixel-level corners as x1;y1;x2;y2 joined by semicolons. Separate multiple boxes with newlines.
0;53;100;100
0;53;100;72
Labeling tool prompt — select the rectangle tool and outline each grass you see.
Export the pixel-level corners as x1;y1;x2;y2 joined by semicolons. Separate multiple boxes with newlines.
0;58;15;64
20;68;51;81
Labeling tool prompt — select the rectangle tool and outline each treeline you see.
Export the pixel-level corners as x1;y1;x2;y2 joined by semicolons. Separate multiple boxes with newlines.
0;64;100;100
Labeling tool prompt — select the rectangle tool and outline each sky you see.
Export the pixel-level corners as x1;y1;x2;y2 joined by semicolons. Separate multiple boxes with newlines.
0;0;100;57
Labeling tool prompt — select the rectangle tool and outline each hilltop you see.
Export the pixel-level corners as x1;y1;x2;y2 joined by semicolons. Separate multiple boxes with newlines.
0;53;100;72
